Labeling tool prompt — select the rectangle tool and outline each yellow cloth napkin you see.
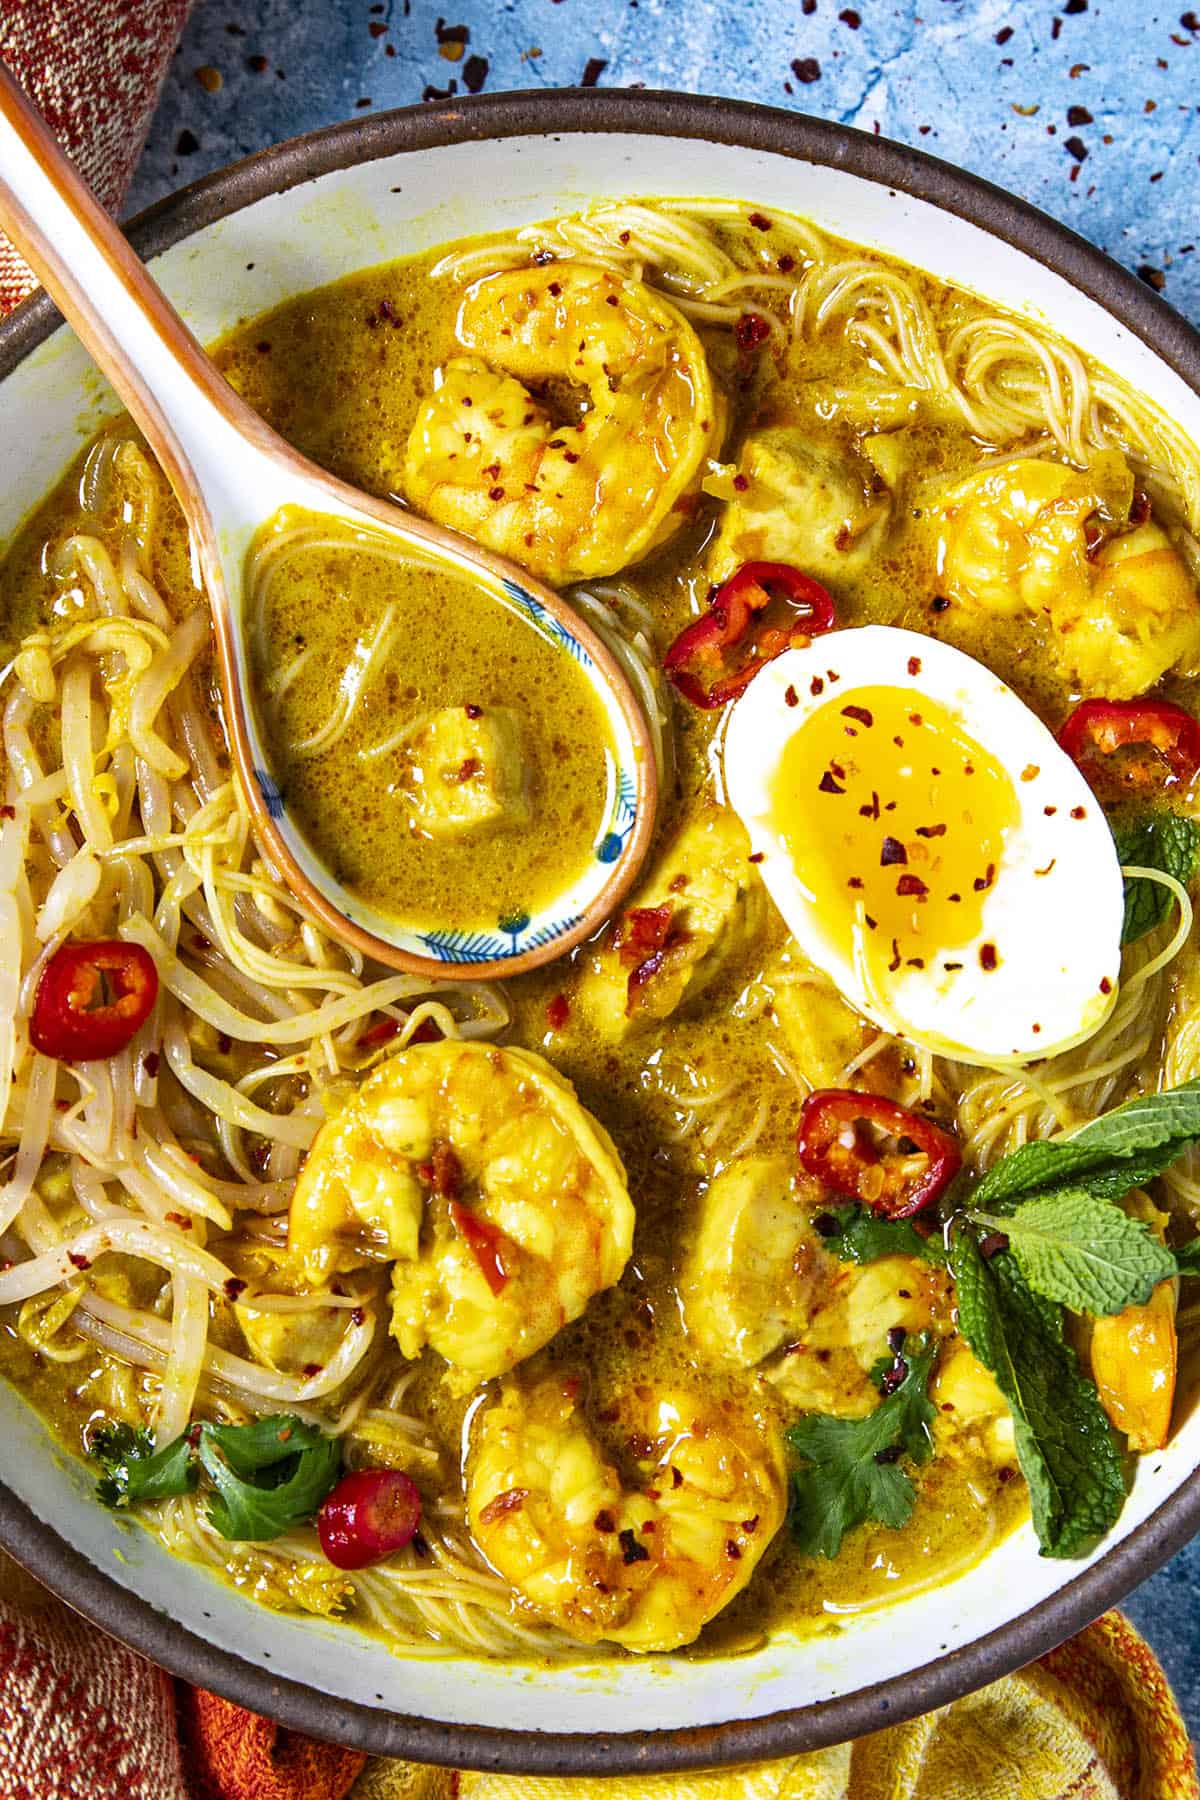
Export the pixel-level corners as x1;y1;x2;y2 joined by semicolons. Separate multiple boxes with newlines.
349;1614;1198;1800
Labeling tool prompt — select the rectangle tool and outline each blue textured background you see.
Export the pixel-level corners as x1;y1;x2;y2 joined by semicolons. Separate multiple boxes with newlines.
129;0;1200;1742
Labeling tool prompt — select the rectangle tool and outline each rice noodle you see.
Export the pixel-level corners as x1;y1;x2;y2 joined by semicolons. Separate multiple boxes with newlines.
0;434;510;1650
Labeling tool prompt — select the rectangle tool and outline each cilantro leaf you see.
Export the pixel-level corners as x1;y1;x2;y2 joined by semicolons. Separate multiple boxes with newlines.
971;1191;1178;1315
950;1229;1126;1558
89;1413;340;1541
199;1428;341;1542
1112;812;1200;945
787;1336;937;1560
971;1079;1200;1214
203;1415;325;1480
90;1421;197;1509
817;1203;947;1266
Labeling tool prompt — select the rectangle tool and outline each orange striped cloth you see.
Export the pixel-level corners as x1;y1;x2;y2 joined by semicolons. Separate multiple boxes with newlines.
0;1550;1196;1800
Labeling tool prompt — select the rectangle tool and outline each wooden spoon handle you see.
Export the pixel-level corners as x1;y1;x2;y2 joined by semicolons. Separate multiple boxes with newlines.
0;61;259;517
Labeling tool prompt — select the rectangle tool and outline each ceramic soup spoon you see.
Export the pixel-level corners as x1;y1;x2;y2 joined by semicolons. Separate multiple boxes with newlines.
0;65;656;978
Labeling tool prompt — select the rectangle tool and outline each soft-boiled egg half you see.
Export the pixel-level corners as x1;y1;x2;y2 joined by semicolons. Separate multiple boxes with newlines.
723;625;1124;1064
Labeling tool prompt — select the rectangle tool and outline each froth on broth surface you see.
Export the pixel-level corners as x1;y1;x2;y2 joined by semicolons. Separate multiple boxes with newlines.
246;510;612;930
0;196;1199;1667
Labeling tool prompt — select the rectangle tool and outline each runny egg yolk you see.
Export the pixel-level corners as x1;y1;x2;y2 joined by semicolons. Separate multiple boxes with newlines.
768;683;1020;981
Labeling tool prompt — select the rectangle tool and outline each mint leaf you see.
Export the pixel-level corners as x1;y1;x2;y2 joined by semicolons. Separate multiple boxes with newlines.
971;1080;1200;1214
972;1192;1177;1315
787;1336;937;1559
91;1421;197;1509
199;1428;341;1542
817;1203;947;1266
950;1230;1125;1558
1112;812;1200;944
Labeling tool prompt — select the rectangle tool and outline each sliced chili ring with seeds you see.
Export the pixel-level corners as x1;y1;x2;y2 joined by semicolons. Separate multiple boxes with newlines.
1057;697;1200;793
30;940;158;1061
663;562;837;709
796;1088;961;1219
317;1468;421;1570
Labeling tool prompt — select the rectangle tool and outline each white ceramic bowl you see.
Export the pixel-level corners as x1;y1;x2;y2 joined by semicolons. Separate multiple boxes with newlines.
2;92;1198;1775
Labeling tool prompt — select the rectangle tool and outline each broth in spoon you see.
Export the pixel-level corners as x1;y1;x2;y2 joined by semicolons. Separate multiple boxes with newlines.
247;511;614;932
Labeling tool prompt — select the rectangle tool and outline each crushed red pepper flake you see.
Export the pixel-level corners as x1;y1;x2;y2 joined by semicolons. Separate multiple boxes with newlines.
880;836;908;867
819;771;845;794
842;703;874;728
479;1488;529;1527
896;874;929;898
980;943;999;972
735;312;771;351
546;993;570;1032
916;823;946;838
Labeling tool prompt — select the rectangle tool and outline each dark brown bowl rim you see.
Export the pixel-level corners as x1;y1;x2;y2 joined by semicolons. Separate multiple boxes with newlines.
2;88;1199;1777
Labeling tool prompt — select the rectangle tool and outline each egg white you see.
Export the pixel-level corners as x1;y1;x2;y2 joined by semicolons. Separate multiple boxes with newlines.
723;625;1124;1064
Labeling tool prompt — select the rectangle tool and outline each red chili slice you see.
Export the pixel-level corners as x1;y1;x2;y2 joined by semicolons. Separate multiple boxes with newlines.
358;1014;441;1051
450;1201;511;1296
1058;697;1200;792
317;1468;422;1570
663;562;837;709
796;1089;961;1219
357;1015;402;1051
30;940;158;1061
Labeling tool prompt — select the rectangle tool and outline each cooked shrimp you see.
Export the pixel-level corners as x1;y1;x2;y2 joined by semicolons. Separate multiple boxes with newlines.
1082;1193;1178;1454
576;806;765;1040
936;453;1200;697
1089;1281;1178;1452
705;427;892;585
768;1254;952;1419
404;262;724;586
930;1339;1015;1467
680;1155;822;1367
467;1374;786;1652
288;1041;633;1389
